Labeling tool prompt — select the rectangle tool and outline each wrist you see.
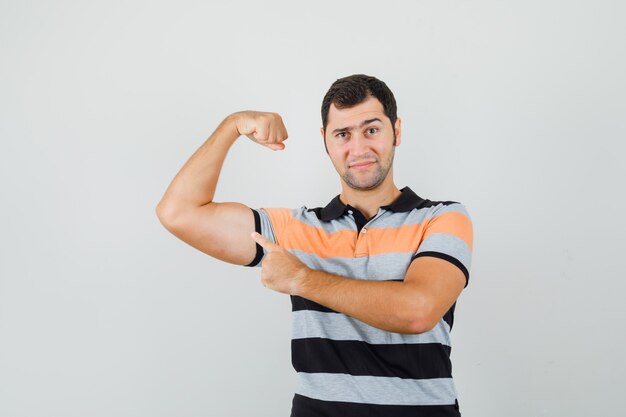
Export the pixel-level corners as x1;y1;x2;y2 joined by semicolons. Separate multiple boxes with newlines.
215;114;241;146
293;265;313;297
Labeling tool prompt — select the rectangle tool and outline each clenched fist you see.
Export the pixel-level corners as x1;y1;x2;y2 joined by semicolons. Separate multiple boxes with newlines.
231;111;289;151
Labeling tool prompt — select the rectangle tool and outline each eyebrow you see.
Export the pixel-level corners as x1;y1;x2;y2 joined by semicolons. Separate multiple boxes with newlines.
331;118;383;134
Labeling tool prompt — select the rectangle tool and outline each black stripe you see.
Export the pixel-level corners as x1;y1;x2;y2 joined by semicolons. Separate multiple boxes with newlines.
442;302;456;331
291;393;461;417
418;199;461;208
244;209;264;267
308;186;461;221
291;295;337;313
291;338;452;379
412;251;469;287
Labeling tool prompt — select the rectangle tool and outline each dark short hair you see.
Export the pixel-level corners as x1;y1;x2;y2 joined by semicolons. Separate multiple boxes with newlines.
321;74;398;132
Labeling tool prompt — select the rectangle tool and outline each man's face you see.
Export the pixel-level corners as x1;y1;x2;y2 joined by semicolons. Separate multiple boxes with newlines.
321;95;402;191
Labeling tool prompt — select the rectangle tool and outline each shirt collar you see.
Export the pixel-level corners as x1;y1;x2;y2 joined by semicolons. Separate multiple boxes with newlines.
319;186;425;221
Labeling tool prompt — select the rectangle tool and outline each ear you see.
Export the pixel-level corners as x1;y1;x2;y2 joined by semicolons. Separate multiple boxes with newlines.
394;117;402;146
320;127;329;155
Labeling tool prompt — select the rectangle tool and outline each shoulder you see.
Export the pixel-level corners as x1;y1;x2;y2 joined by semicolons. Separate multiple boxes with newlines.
256;205;315;229
392;194;471;226
416;198;474;249
422;199;471;220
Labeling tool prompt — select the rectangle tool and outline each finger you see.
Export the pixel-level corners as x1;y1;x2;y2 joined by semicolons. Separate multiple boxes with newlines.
275;117;287;143
267;142;285;151
254;123;269;142
251;232;281;251
267;120;276;144
280;123;289;142
272;119;283;144
269;124;287;150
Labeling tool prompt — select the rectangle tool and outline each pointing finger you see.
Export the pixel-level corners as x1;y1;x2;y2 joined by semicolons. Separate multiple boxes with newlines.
251;232;281;252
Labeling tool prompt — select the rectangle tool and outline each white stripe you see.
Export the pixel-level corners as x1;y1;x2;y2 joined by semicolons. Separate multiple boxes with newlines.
292;310;451;346
416;233;472;271
296;372;458;406
290;250;414;281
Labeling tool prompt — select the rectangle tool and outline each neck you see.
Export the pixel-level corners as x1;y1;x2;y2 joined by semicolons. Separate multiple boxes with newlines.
339;174;401;220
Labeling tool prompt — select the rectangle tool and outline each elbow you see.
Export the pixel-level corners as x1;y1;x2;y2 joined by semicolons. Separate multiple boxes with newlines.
406;315;437;334
155;203;170;224
155;203;166;222
155;202;182;231
404;300;438;334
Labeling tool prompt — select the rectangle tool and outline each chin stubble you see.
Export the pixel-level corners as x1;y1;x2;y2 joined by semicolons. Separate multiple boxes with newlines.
343;150;395;191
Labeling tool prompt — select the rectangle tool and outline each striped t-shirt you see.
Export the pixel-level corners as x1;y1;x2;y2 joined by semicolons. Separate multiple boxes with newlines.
246;186;473;417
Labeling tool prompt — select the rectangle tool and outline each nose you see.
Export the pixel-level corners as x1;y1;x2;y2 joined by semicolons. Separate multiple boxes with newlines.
348;132;369;157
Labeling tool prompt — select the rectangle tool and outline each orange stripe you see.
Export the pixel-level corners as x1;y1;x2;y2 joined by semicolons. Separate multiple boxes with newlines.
266;210;472;258
279;221;428;258
262;208;294;244
282;221;358;258
423;211;473;251
361;223;428;257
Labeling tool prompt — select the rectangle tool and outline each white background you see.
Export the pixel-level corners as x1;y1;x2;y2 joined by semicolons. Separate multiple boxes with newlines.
1;1;625;416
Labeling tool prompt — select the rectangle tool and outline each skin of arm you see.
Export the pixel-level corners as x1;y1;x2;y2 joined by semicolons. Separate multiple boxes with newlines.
155;112;288;265
251;232;466;334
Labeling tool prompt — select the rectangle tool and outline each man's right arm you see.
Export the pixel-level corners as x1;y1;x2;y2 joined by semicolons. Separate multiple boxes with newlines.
155;111;288;266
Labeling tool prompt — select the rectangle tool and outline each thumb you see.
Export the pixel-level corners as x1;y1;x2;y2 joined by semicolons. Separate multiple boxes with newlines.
251;232;281;252
267;143;285;151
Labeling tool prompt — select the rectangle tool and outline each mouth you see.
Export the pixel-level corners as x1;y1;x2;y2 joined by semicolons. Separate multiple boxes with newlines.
349;160;376;170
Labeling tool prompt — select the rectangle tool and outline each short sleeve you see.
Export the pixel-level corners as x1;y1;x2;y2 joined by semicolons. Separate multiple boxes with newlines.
244;207;294;267
412;203;474;287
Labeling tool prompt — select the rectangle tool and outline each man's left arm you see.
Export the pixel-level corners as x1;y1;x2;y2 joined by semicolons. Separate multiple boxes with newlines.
251;232;468;335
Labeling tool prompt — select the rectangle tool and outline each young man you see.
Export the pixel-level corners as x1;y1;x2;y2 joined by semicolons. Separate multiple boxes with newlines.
156;74;473;417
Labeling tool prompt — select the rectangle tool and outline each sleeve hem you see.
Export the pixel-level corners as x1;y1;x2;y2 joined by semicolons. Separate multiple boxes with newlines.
244;209;264;267
412;251;469;288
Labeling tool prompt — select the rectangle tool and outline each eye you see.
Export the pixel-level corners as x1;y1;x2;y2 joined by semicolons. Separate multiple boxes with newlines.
367;127;379;135
336;132;348;139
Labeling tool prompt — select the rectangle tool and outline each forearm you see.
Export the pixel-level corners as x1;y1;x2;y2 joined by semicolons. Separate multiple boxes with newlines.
296;269;430;334
157;115;239;215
